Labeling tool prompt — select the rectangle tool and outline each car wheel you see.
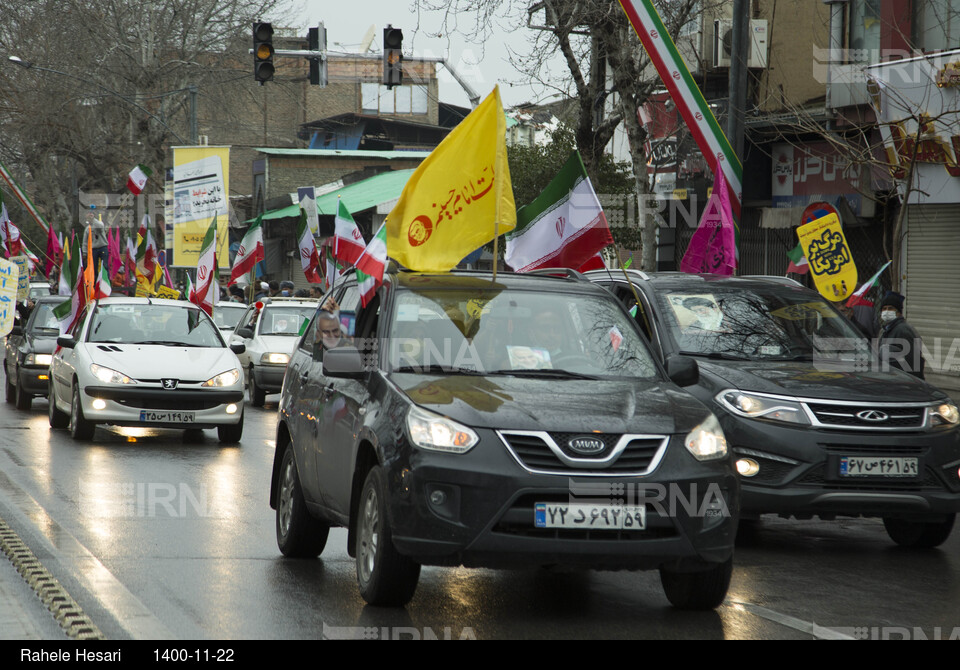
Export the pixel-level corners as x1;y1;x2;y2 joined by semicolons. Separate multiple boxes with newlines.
659;557;733;610
276;446;329;557
355;465;420;606
883;515;956;548
218;412;243;444
4;365;13;404
14;369;31;410
69;381;95;441
248;366;265;407
48;381;68;429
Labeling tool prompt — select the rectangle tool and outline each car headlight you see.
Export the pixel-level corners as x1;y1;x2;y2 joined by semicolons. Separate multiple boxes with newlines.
684;414;728;461
715;390;810;426
929;402;960;428
25;353;52;366
90;363;136;385
201;369;241;388
260;352;290;365
406;406;479;454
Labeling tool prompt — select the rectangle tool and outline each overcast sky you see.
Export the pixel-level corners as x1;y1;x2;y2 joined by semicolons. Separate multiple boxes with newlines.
289;0;564;109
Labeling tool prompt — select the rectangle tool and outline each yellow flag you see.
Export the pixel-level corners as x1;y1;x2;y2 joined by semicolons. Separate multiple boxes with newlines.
386;86;516;272
796;213;858;301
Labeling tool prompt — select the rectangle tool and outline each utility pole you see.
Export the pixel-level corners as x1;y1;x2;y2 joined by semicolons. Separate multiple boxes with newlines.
727;0;750;162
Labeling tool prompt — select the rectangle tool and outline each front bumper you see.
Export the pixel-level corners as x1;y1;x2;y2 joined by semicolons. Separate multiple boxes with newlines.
722;414;960;519
383;431;739;571
18;365;51;396
82;385;244;429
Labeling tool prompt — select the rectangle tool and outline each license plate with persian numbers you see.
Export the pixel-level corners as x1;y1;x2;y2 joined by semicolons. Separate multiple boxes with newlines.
534;503;646;530
839;456;919;478
139;410;196;424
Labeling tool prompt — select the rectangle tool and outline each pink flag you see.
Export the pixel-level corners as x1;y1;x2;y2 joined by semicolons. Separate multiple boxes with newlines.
108;227;123;281
680;168;736;276
45;224;63;277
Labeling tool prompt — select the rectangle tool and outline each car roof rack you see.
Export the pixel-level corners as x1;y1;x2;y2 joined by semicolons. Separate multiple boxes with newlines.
523;268;588;281
740;275;804;287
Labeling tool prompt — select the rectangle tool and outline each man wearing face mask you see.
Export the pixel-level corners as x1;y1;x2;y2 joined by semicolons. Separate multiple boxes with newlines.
878;291;925;379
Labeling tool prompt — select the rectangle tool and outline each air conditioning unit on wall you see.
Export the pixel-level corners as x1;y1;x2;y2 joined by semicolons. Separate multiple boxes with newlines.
713;19;768;69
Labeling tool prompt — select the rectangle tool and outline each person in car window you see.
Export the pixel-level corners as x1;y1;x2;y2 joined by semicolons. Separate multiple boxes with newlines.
528;308;566;358
878;291;925;379
316;311;348;351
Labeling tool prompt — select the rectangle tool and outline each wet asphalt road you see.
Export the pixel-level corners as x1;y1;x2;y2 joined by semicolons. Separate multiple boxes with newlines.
0;393;958;641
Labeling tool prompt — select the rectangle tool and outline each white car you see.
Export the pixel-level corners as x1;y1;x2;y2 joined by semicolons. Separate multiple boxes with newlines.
212;302;248;335
49;297;246;443
229;297;318;406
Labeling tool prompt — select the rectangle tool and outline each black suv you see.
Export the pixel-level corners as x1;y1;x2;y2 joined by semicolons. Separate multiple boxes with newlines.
270;270;739;609
588;270;960;547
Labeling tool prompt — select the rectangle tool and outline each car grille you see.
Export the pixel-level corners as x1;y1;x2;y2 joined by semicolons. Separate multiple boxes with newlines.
497;431;669;475
805;402;927;430
112;397;226;410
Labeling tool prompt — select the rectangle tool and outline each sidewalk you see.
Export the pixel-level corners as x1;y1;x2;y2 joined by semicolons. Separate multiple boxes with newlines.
0;546;68;640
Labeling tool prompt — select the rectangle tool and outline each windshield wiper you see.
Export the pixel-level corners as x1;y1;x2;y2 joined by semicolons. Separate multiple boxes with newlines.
392;364;485;375
678;351;751;361
136;340;203;347
488;368;600;380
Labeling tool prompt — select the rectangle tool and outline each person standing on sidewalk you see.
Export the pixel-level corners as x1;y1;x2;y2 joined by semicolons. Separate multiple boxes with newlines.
878;291;926;379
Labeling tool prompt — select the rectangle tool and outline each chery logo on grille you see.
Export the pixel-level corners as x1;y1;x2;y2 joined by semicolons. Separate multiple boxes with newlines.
856;410;889;422
567;436;605;455
161;379;179;390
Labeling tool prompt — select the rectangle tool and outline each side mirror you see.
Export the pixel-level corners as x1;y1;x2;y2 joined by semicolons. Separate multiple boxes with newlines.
236;327;254;339
322;346;365;379
57;335;77;349
230;342;246;355
666;356;699;387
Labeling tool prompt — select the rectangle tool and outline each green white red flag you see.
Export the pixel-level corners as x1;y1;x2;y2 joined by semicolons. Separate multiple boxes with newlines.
846;261;891;308
229;214;264;285
191;216;218;316
94;259;112;300
786;242;809;275
618;0;743;219
334;199;366;267
297;209;323;284
126;164;152;195
355;223;388;307
505;151;612;272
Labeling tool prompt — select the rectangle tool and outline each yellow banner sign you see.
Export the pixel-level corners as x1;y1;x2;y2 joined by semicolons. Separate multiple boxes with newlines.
155;286;181;300
797;213;857;301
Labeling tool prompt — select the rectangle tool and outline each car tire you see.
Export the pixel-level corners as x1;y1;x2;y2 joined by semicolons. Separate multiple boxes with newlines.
48;382;68;429
4;366;13;404
276;446;329;558
659;557;733;610
218;413;243;444
14;369;31;411
248;366;265;407
883;515;956;548
69;381;95;441
355;465;421;607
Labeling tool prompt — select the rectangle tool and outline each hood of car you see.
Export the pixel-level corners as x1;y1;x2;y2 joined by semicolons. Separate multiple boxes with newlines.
694;359;946;402
85;344;241;382
391;373;712;435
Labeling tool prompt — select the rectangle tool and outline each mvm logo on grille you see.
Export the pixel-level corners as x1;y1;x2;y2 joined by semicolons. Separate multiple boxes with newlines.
567;436;605;456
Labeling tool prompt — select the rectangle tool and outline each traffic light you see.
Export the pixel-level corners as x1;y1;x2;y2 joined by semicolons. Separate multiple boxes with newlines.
253;22;275;83
383;26;402;89
308;24;327;87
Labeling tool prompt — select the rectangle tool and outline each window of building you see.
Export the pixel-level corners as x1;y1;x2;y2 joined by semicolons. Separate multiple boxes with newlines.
849;0;881;54
913;0;960;53
360;83;429;115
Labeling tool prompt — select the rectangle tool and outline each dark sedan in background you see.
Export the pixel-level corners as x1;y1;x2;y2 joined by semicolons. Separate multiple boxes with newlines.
4;295;63;410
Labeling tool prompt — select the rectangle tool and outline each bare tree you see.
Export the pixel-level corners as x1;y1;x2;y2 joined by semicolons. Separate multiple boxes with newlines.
413;0;706;270
0;0;291;238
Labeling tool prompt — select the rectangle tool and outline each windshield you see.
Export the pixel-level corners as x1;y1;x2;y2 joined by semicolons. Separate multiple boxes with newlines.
213;306;246;330
87;303;224;347
27;302;61;335
387;288;658;379
657;286;866;361
259;306;314;336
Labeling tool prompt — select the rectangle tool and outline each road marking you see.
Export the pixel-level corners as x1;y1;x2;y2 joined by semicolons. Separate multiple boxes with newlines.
730;600;855;639
0;470;175;640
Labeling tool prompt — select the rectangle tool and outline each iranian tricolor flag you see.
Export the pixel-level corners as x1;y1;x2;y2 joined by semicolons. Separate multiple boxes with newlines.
191;217;218;316
136;215;157;281
126;164;152;195
59;236;81;298
229;214;264;285
94;260;112;300
355;223;387;307
297;210;323;284
53;262;87;336
505;151;612;272
323;240;344;292
124;235;138;282
333;199;366;267
846;260;891;308
786;242;809;275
